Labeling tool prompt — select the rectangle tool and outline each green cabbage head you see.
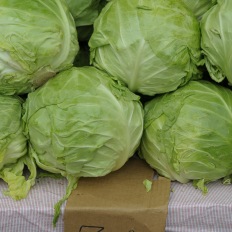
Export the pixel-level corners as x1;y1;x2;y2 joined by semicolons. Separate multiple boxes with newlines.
89;0;202;96
201;0;232;85
0;0;79;95
23;66;144;225
139;80;232;193
0;95;36;200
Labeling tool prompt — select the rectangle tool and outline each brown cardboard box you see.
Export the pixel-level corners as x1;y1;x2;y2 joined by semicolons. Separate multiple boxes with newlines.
64;157;171;232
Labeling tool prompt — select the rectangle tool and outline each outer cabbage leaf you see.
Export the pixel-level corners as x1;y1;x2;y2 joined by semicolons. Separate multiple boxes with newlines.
23;66;144;225
89;0;202;96
0;95;36;200
201;0;232;84
139;80;232;193
181;0;217;20
0;0;79;95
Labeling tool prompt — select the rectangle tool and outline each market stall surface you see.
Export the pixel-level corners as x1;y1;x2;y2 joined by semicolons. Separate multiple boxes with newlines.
0;177;232;232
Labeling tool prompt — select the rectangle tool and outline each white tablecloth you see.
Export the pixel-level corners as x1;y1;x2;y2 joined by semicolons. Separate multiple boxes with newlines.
0;177;67;232
0;177;232;232
166;181;232;232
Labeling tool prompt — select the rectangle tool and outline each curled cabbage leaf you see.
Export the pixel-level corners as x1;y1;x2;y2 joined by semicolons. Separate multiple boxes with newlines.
139;80;232;193
23;66;144;225
89;0;202;96
0;0;79;95
0;95;36;200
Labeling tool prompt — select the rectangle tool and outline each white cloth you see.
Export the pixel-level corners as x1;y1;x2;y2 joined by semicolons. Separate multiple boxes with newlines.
166;181;232;232
0;177;67;232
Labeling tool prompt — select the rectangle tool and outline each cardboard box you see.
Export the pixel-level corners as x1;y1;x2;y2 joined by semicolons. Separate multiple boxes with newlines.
64;157;171;232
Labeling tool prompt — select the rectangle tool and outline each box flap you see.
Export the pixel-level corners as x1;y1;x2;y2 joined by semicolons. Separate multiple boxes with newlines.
64;157;170;232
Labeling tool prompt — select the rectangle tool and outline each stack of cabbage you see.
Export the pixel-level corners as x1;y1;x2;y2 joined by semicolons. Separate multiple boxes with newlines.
1;0;232;226
0;0;144;225
87;0;232;194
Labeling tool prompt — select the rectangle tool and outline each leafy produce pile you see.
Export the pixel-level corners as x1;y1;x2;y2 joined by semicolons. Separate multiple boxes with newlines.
0;0;231;226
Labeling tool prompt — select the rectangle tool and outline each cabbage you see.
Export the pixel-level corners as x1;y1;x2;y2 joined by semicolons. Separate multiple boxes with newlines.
23;66;144;225
66;0;107;27
139;80;232;193
0;95;36;200
66;0;108;41
181;0;217;20
201;0;232;84
0;0;79;95
89;0;202;96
